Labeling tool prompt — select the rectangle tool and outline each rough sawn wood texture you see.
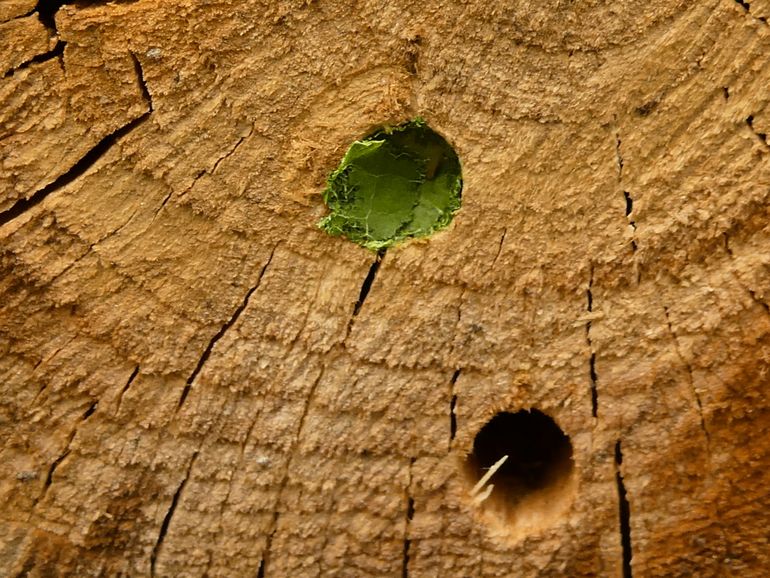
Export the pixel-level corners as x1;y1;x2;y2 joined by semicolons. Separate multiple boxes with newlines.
1;0;770;576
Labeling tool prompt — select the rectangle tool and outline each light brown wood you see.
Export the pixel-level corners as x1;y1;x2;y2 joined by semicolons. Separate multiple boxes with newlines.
2;1;769;576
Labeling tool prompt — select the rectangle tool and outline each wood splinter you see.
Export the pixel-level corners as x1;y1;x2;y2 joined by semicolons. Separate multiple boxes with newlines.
469;454;508;505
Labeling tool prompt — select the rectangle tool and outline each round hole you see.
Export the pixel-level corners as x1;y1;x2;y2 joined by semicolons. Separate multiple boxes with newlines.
464;409;576;538
319;118;462;250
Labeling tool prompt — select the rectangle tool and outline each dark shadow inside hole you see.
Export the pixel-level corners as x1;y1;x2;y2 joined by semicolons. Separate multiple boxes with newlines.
467;409;573;511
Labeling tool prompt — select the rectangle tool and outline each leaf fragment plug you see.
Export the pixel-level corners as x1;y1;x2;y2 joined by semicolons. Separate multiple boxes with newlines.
319;119;462;250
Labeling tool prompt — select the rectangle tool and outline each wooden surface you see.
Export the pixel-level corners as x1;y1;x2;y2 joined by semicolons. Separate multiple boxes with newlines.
1;1;770;576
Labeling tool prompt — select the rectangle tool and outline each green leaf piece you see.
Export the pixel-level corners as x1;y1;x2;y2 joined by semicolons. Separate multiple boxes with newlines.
319;119;462;250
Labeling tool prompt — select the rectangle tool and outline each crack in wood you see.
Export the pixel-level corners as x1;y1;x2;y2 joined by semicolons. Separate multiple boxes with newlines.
449;369;461;449
352;249;385;317
35;0;65;31
0;111;150;229
1;6;38;24
615;441;633;578
2;40;66;79
177;244;278;409
151;190;175;222
446;284;470;364
585;264;599;418
212;126;255;174
44;207;140;288
115;366;140;416
343;249;385;341
732;0;768;24
31;399;99;509
663;307;710;446
175;124;255;202
129;51;154;112
490;228;507;270
623;191;638;252
612;126;640;257
746;115;768;147
401;458;415;578
150;451;199;577
35;0;136;31
29;334;77;379
0;47;154;227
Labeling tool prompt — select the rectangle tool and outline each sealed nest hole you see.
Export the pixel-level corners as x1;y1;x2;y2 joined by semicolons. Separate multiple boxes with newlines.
319;119;462;250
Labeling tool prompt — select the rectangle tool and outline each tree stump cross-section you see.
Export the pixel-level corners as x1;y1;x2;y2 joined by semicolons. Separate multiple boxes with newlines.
1;1;769;576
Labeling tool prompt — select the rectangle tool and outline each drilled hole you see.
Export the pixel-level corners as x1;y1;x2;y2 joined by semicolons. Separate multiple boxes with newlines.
465;409;576;537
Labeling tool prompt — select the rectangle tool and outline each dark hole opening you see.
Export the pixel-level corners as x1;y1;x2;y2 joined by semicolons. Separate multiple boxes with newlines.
466;409;574;511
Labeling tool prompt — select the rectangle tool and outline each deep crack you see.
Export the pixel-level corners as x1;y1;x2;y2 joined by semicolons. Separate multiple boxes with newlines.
623;192;634;221
81;400;98;419
36;0;140;32
449;369;461;448
623;191;638;252
344;249;385;341
613;129;637;253
129;51;153;111
585;265;599;418
36;0;64;31
401;458;415;578
41;449;71;497
0;112;149;228
615;441;633;578
3;6;38;24
0;43;154;228
353;249;385;317
2;40;66;79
